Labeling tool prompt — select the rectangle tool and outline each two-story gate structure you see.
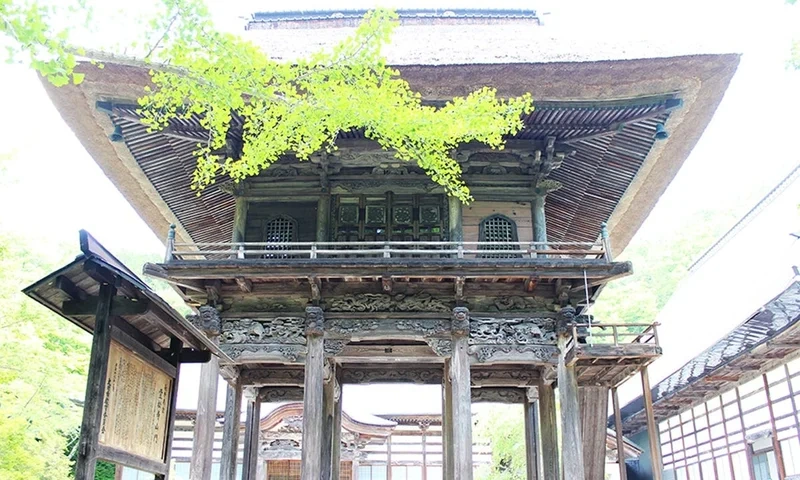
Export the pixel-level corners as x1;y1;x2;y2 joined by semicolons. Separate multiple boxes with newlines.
38;9;740;480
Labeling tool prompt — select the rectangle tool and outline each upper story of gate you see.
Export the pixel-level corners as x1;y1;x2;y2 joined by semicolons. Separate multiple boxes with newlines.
40;12;739;313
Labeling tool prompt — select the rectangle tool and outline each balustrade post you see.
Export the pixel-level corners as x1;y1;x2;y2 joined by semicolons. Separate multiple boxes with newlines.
164;224;176;262
601;222;613;262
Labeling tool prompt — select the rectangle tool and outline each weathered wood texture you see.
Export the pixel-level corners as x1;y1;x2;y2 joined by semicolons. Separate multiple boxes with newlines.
301;313;325;480
450;334;474;480
242;396;262;480
532;195;546;244
157;338;182;480
220;380;243;480
244;201;318;243
524;398;540;480
331;368;343;480
190;357;220;480
612;387;628;480
579;386;609;480
74;283;115;480
321;363;337;480
233;197;249;243
538;382;559;480
442;361;454;480
558;336;585;480
317;196;331;243
641;367;663;480
448;196;463;243
463;201;532;244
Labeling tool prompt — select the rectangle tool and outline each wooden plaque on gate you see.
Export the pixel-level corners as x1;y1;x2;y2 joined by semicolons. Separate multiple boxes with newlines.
98;341;173;462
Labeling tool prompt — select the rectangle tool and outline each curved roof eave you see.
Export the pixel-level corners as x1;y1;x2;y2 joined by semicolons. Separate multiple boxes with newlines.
40;53;740;254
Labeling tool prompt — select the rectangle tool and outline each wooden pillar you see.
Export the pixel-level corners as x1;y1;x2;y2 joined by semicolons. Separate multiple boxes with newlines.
524;388;540;480
302;307;326;480
538;381;560;480
763;373;787;480
442;361;454;480
220;379;243;480
448;196;463;243
641;367;663;480
331;368;343;480
317;195;331;242
421;423;428;480
74;283;115;480
191;357;220;480
558;334;585;480
387;436;393;480
612;387;628;480
322;362;342;480
532;194;547;244
450;307;473;480
158;338;183;480
580;386;610;480
241;390;261;480
233;196;248;243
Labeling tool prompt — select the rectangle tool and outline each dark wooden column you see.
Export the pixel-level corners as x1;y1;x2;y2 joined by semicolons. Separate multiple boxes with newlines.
641;366;663;480
450;307;473;480
241;389;262;480
611;387;628;480
74;282;115;480
322;361;342;480
220;378;243;480
331;367;343;480
317;195;331;242
191;356;220;480
532;194;547;244
579;386;610;480
537;381;559;480
442;361;454;480
302;307;326;480
232;196;248;243
524;388;540;480
448;196;463;243
557;308;585;480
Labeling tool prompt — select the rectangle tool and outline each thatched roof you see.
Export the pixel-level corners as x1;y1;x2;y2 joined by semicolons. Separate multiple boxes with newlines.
39;16;739;252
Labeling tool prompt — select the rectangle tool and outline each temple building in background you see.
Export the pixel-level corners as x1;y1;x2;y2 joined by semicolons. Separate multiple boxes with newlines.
28;8;740;480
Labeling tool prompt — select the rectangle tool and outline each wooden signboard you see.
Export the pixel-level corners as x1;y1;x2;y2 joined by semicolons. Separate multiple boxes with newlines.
99;341;173;462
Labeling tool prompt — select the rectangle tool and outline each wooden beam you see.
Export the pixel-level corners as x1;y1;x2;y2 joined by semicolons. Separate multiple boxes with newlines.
331;368;343;480
450;308;474;480
220;379;243;480
579;386;609;480
524;392;540;480
241;393;261;480
62;296;149;316
55;274;87;301
156;337;182;480
442;361;454;480
232;197;248;243
538;381;560;480
179;349;212;363
74;283;115;480
558;334;585;480
641;367;663;480
612;387;628;480
190;356;220;480
302;307;325;480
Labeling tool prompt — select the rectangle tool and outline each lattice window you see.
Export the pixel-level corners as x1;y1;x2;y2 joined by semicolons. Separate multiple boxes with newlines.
479;214;519;257
264;216;298;243
263;215;298;258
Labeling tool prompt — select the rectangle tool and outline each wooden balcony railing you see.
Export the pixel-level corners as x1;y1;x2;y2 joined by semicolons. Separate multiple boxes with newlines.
569;322;660;347
163;239;609;262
